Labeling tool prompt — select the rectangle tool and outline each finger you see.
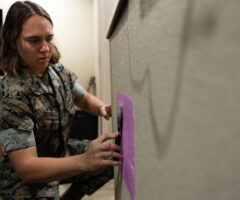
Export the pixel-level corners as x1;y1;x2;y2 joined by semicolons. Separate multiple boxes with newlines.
101;159;122;167
100;107;110;120
100;151;122;160
100;106;107;116
98;132;120;143
106;105;112;116
100;142;121;152
104;115;110;120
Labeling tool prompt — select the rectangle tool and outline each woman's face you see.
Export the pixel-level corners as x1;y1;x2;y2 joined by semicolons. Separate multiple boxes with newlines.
16;14;54;76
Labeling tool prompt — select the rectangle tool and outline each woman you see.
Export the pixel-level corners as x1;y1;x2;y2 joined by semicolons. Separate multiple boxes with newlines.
0;1;121;199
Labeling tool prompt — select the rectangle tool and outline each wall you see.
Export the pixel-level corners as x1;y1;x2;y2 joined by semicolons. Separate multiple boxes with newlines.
93;0;117;134
0;0;95;89
109;0;240;199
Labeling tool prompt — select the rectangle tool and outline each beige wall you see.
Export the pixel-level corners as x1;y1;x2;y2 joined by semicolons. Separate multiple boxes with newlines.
109;0;240;199
93;0;117;134
0;0;95;90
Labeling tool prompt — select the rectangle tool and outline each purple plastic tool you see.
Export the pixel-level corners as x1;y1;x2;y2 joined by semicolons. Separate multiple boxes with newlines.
117;92;136;200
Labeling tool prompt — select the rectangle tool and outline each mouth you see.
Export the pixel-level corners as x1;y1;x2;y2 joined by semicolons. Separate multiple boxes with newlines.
38;57;49;64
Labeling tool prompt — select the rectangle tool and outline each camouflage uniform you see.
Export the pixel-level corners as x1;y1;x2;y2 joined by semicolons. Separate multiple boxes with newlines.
0;64;113;200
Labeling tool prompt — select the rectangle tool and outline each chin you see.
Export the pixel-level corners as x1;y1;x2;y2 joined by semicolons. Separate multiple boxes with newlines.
40;63;49;68
36;64;48;73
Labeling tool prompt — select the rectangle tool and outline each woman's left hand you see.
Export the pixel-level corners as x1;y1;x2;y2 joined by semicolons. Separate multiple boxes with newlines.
100;105;112;120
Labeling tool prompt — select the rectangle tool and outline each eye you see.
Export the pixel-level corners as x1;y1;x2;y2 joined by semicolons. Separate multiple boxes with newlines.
46;36;54;43
27;38;40;44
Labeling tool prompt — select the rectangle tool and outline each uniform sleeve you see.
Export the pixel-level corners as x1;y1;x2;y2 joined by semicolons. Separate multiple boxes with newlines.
53;64;86;104
0;97;35;154
63;66;85;103
72;82;85;103
64;67;78;90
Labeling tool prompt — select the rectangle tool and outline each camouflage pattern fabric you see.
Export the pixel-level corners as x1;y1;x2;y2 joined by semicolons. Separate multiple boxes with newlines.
0;64;80;199
62;139;113;196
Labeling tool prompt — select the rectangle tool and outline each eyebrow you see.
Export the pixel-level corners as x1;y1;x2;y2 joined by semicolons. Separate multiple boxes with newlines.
25;34;54;40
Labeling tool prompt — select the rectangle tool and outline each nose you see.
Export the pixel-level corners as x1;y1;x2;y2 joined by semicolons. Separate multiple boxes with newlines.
40;40;49;52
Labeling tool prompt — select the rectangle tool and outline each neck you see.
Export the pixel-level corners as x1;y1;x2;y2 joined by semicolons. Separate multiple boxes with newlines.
27;66;47;77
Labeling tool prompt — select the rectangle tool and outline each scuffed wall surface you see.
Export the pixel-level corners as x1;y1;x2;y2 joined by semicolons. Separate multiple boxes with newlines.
110;0;240;200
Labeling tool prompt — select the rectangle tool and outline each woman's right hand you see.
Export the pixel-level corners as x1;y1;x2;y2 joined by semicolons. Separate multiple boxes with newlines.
82;132;122;171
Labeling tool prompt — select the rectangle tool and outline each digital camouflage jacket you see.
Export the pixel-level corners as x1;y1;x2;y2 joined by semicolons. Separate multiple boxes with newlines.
0;64;84;199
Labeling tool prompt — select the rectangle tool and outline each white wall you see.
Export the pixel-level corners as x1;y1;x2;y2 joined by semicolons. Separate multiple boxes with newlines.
0;0;95;90
93;0;117;134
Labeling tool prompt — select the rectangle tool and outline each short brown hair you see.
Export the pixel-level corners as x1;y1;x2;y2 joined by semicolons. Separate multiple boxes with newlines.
0;1;60;77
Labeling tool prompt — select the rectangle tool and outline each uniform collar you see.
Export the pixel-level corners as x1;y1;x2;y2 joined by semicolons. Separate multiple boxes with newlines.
20;67;53;95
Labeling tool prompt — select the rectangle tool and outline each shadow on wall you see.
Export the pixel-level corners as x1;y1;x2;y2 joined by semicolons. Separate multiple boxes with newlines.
128;0;195;158
140;0;158;19
151;0;194;159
